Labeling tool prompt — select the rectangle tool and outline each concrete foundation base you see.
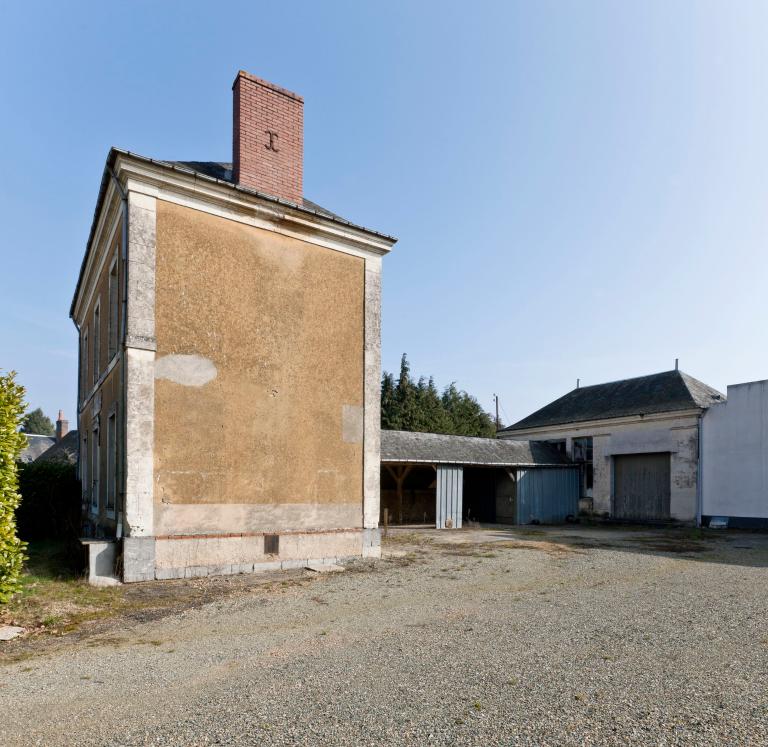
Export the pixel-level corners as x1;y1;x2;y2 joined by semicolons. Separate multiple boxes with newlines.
81;539;121;587
123;536;156;582
121;528;377;582
362;527;382;558
154;554;356;580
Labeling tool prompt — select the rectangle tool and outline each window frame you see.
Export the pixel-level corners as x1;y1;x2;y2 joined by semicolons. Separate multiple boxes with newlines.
106;408;117;519
108;254;119;361
90;422;100;514
81;431;88;506
80;326;89;404
92;298;101;386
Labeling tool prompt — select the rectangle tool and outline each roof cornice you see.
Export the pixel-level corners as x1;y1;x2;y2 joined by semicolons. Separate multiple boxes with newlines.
117;149;395;246
71;148;397;319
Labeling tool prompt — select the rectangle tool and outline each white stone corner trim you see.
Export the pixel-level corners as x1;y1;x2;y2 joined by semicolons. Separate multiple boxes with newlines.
363;256;382;529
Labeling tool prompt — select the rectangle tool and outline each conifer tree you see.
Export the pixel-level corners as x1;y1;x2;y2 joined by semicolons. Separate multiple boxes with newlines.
381;355;497;438
20;408;54;436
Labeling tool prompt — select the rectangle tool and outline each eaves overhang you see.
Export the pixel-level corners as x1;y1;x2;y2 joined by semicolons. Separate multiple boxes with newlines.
381;458;573;468
497;408;706;437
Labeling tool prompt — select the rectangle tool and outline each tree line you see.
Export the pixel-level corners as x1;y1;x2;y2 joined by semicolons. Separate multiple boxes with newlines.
381;354;498;438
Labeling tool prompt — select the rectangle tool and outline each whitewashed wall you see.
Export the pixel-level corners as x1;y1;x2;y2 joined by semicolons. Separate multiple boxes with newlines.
702;380;768;520
501;412;701;522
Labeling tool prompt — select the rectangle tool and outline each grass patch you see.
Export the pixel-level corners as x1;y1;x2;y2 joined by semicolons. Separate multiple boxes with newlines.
0;541;128;634
0;541;315;655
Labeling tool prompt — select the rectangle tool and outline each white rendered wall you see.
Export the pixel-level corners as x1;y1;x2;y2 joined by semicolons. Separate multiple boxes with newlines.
702;380;768;519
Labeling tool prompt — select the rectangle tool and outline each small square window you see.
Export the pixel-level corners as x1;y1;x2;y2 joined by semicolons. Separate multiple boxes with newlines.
264;534;279;555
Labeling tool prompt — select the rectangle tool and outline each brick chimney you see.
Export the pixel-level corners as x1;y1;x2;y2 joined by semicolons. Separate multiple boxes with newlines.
56;410;68;442
232;71;303;204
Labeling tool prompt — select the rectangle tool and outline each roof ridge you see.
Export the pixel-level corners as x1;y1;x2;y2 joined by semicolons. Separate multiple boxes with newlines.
566;368;682;393
502;369;722;432
383;429;498;442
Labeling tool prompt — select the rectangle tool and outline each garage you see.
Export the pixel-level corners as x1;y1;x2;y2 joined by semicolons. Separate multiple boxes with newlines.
381;430;579;528
613;452;671;521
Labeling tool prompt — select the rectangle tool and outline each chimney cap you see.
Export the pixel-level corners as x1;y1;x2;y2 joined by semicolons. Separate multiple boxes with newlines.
232;70;304;103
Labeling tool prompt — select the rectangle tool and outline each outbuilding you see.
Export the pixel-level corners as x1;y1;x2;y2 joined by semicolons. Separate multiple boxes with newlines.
380;430;579;529
498;369;724;524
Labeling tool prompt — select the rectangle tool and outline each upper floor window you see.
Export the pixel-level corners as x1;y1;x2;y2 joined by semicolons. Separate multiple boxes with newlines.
80;327;89;402
92;299;100;386
108;258;118;360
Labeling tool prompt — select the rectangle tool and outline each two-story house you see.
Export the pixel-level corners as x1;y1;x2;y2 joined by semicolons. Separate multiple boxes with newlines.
71;71;396;582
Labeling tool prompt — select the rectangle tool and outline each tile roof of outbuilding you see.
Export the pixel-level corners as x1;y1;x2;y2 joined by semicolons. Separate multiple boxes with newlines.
501;370;725;433
381;430;571;466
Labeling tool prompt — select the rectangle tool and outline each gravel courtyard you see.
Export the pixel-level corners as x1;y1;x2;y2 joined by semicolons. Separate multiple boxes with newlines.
2;525;767;746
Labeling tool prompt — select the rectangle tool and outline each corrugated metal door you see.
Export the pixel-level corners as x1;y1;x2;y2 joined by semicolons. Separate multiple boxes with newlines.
516;468;579;524
436;465;463;529
613;453;671;521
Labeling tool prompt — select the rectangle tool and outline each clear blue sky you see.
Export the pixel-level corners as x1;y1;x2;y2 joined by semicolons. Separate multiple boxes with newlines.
1;1;766;428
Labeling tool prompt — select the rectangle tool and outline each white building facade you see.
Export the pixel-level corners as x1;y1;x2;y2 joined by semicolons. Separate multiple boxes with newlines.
702;379;768;527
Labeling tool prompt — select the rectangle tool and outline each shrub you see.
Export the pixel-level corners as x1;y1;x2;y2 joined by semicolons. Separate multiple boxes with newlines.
0;372;28;603
17;460;81;543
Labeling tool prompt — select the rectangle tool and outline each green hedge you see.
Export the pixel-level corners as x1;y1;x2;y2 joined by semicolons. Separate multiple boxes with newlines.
0;372;28;603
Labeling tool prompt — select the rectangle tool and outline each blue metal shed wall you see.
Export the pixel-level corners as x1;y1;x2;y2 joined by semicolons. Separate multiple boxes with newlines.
516;468;579;524
436;465;463;529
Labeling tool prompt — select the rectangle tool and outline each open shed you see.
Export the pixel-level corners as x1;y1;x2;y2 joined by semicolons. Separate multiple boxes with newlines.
381;430;579;529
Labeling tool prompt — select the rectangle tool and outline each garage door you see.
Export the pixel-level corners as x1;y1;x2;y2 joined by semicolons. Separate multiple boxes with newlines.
613;453;671;521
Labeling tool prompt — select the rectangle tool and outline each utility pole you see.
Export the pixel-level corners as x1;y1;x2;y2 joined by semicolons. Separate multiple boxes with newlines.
494;394;500;431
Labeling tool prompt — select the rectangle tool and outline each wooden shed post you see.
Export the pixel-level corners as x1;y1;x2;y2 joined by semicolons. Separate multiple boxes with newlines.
385;464;412;525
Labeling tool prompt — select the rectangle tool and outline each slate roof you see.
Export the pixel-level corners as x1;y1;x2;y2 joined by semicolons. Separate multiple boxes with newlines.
18;434;55;463
381;430;571;467
169;161;349;223
36;430;79;465
501;370;725;433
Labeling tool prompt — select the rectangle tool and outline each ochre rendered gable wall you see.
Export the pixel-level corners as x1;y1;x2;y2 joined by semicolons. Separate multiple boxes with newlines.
152;200;365;538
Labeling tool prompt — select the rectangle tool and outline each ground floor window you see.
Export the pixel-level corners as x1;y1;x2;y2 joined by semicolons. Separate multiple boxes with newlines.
91;424;100;514
81;432;88;507
106;411;117;517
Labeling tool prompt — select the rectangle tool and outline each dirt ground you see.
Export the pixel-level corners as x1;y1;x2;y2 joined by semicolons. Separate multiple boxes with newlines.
1;525;767;746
